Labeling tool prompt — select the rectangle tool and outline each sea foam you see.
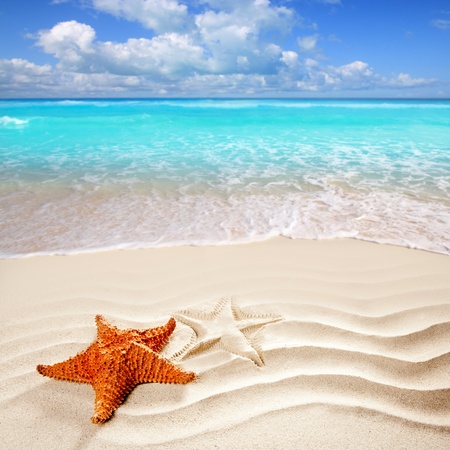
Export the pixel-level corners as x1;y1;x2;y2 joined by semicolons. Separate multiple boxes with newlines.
0;116;28;126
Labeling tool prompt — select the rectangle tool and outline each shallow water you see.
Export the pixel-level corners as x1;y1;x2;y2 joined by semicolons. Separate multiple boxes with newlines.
1;99;449;257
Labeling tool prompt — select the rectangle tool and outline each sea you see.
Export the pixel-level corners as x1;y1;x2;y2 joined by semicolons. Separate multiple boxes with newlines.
1;98;449;258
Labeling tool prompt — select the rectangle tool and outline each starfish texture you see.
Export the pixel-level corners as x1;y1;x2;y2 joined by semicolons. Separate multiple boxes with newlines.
174;297;282;366
37;315;196;424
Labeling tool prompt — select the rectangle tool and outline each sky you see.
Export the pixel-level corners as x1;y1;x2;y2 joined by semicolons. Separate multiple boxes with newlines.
0;0;449;98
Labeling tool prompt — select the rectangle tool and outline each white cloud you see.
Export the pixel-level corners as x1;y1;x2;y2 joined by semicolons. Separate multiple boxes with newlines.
36;21;208;76
305;58;319;68
0;55;438;98
297;34;319;52
388;73;435;88
200;0;264;12
0;1;439;98
0;58;52;85
38;0;296;78
194;1;293;74
291;60;437;93
431;19;450;30
281;51;299;68
99;34;208;76
196;11;255;48
88;0;190;33
0;58;52;77
335;61;373;79
36;21;96;72
38;20;96;56
237;55;250;71
0;59;54;94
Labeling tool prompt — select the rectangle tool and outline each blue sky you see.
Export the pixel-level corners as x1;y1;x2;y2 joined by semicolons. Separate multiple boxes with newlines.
1;0;449;98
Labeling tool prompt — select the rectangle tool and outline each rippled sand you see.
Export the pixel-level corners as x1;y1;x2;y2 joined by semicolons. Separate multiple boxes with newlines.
1;238;449;449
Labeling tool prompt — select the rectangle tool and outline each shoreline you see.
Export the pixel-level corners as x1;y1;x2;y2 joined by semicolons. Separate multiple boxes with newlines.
1;237;450;449
2;234;450;261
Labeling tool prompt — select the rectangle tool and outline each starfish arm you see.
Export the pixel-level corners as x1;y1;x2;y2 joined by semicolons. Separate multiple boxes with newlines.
142;317;176;353
95;314;120;345
90;368;135;424
36;350;93;383
126;343;196;385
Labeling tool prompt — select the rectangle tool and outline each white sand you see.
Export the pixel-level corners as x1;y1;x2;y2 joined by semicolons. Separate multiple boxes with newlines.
1;238;450;449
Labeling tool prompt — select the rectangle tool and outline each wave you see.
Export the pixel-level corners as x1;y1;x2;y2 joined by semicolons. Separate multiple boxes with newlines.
126;99;450;110
273;100;450;109
0;116;29;126
3;99;447;110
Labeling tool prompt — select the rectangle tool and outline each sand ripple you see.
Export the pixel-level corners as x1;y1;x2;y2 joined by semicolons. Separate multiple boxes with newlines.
1;238;449;449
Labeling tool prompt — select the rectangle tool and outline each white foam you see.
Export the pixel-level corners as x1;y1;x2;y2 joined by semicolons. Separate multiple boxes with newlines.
152;100;450;110
0;116;29;127
1;186;449;259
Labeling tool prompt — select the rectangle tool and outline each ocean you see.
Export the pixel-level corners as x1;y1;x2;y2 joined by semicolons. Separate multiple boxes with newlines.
1;99;449;258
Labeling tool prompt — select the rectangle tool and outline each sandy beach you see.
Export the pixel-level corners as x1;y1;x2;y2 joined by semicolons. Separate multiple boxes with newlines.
1;237;450;449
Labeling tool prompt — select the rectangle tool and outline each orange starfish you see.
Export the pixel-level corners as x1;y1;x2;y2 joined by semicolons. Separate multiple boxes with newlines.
37;315;196;424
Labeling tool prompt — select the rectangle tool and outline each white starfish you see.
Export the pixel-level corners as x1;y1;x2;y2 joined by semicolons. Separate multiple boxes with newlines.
174;297;282;366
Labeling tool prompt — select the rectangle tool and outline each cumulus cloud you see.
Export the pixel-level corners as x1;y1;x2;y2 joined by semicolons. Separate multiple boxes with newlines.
292;60;375;91
194;0;294;74
0;58;47;91
335;61;372;79
0;59;54;95
297;34;319;52
281;51;299;68
99;34;208;77
0;0;438;97
199;0;274;13
88;0;190;34
36;21;96;71
38;0;296;78
0;55;436;98
36;21;208;76
287;60;437;94
0;58;53;77
388;73;435;88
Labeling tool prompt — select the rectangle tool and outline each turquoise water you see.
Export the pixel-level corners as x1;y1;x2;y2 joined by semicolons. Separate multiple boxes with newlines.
1;99;449;257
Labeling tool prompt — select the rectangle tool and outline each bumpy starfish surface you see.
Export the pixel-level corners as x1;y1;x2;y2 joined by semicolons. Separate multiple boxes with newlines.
37;315;196;424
